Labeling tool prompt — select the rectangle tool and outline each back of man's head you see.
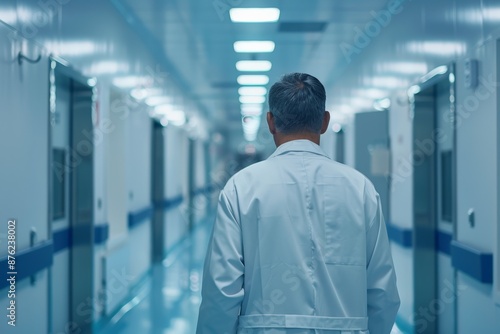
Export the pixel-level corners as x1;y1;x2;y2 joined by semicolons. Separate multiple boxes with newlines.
268;73;326;134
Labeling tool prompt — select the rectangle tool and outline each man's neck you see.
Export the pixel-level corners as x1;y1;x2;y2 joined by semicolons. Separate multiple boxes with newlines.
274;133;320;147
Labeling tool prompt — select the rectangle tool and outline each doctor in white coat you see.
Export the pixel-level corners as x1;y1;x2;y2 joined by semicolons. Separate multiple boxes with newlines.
196;73;400;334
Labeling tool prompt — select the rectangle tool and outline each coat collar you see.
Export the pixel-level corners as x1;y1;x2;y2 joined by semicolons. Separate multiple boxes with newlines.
268;139;330;159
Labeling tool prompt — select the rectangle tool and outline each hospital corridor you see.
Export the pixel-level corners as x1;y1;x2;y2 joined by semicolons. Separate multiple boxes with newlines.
1;0;500;333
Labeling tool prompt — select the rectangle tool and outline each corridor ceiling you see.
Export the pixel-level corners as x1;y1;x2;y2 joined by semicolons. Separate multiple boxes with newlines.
3;0;499;149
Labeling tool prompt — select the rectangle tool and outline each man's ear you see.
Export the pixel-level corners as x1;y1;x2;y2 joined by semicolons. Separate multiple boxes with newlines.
320;111;331;134
267;112;277;135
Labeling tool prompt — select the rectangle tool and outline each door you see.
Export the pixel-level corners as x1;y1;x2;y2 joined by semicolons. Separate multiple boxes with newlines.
50;65;72;334
152;121;165;262
50;59;95;333
411;65;456;334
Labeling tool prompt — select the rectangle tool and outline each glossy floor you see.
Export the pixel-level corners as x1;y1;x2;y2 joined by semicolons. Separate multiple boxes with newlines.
97;219;211;334
96;216;406;334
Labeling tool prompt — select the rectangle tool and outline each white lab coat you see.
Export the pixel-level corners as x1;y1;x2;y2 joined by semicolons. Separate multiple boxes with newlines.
197;140;400;334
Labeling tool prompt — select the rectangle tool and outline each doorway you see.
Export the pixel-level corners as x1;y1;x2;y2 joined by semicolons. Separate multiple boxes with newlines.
50;58;95;333
411;65;456;334
151;121;165;262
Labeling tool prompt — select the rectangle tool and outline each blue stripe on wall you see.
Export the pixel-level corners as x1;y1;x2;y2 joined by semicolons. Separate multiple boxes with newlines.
128;205;154;229
156;195;184;211
386;225;494;284
387;223;454;257
0;241;54;290
94;224;109;245
436;230;452;255
451;240;493;284
191;185;216;197
386;222;413;248
53;228;72;253
53;223;109;253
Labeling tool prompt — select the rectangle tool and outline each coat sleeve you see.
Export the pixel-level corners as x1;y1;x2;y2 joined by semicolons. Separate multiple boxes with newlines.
196;187;244;334
365;182;400;334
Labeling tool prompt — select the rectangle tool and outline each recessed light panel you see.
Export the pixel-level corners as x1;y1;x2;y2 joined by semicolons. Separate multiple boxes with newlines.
240;96;266;104
237;75;269;85
234;41;275;53
145;96;172;107
236;60;272;72
230;8;280;23
238;87;267;96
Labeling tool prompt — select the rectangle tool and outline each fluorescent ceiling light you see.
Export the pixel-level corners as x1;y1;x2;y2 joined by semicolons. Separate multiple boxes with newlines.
131;88;164;100
241;104;263;116
363;76;408;88
375;62;428;75
242;116;261;139
236;60;272;72
155;106;186;126
241;103;262;111
350;98;374;109
449;73;456;83
160;118;169;127
373;98;391;111
241;109;263;117
146;96;172;107
87;78;97;87
112;76;150;89
332;123;343;133
85;61;130;76
239;87;267;96
335;105;356;114
0;9;18;25
420;65;448;82
230;8;280;22
234;41;275;53
244;133;258;142
237;75;269;85
483;8;500;22
353;88;387;99
405;41;466;57
44;40;104;57
240;96;266;104
244;144;257;154
166;111;186;126
154;104;174;115
407;85;421;97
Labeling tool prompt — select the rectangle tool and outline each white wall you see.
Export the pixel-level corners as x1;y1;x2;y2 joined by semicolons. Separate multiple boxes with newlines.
51;68;72;333
319;126;335;159
388;91;414;328
454;38;499;333
164;126;190;251
126;102;152;283
193;140;208;223
383;29;500;334
0;24;50;333
106;89;129;241
0;0;214;331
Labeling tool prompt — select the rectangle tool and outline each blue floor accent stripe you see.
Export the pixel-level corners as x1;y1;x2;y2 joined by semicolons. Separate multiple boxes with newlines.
386;222;413;248
0;241;54;289
451;240;493;284
128;205;154;229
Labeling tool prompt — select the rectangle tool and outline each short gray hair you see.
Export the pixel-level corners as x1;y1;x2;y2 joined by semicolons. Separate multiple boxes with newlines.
268;73;326;134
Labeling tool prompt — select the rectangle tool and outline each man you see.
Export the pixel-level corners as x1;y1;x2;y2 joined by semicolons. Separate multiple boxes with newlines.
197;73;400;334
